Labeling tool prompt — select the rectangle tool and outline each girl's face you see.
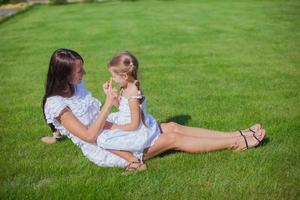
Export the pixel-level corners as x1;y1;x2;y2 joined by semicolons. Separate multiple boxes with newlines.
70;60;85;85
109;68;128;87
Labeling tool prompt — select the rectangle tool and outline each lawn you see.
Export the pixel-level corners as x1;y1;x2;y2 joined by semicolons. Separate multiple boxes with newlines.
0;0;299;199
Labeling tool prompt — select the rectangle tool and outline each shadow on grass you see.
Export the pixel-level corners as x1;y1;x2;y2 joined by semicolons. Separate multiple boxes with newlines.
164;114;192;125
260;136;270;146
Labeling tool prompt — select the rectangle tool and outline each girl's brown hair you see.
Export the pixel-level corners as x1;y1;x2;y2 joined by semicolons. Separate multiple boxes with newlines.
108;51;147;126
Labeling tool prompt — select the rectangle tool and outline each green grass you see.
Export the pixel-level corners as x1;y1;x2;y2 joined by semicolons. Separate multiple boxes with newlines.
0;0;299;199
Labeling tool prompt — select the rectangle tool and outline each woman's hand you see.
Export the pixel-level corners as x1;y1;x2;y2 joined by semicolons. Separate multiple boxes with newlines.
103;78;120;108
102;80;110;95
104;79;118;106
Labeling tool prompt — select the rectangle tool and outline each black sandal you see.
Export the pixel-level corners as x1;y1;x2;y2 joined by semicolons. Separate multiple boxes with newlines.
238;129;264;151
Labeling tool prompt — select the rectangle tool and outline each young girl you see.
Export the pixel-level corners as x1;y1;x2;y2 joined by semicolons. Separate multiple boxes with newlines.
97;51;161;174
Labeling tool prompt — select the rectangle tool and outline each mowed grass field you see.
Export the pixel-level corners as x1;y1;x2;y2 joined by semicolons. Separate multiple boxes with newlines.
0;0;299;199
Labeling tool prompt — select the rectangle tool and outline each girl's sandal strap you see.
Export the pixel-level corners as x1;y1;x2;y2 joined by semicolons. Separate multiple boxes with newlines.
125;161;141;171
122;161;147;175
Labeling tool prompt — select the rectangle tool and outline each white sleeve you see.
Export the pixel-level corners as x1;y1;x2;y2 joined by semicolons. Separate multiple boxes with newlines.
44;97;68;124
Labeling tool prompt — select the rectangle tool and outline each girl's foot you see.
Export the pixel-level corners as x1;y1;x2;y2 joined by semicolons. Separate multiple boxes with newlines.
122;159;147;176
235;129;266;151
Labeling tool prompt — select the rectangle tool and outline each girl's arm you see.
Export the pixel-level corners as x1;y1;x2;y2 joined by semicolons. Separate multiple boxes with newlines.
111;84;141;132
112;98;141;131
59;81;117;143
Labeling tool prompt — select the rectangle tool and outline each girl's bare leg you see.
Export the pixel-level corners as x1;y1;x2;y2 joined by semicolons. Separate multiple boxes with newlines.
144;129;265;160
160;122;261;139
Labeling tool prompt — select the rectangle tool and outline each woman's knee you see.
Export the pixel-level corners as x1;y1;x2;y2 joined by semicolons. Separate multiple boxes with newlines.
161;122;180;133
144;132;179;159
162;132;181;147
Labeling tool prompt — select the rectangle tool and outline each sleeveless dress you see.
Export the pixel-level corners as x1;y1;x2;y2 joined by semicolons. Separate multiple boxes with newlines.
44;81;160;167
97;93;161;154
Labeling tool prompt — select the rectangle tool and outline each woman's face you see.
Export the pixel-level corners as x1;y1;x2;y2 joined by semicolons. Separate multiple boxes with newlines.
70;60;85;85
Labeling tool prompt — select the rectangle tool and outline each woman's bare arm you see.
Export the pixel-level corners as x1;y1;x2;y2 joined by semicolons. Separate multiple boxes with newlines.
58;101;113;143
58;80;117;143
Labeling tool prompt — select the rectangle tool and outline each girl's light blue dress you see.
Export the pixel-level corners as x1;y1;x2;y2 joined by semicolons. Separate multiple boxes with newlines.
44;81;160;167
97;93;161;154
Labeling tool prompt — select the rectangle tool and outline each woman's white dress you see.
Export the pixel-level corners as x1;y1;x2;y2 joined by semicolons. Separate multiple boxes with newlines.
44;81;160;167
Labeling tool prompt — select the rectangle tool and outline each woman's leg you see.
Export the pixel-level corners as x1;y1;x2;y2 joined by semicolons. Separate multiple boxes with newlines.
144;132;236;160
160;122;261;139
144;129;265;160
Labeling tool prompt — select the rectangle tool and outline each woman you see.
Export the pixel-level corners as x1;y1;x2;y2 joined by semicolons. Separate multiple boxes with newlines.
42;48;265;169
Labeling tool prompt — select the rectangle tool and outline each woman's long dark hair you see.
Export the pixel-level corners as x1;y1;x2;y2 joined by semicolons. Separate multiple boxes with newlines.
42;48;84;132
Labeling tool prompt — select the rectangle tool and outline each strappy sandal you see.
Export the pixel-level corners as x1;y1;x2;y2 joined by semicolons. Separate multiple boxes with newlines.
122;159;147;176
238;130;250;150
248;128;263;144
237;129;264;151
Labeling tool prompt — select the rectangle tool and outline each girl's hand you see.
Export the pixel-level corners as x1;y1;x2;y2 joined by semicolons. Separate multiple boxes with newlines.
103;121;119;130
103;121;120;130
111;124;121;130
103;121;113;129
